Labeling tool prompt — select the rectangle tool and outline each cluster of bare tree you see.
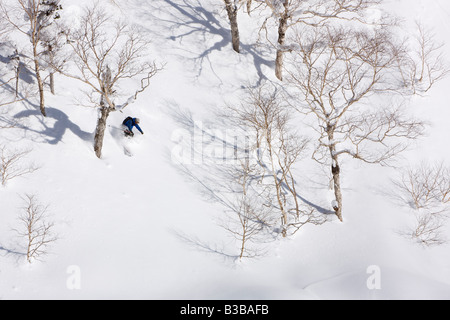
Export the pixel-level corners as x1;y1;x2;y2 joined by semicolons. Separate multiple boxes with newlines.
221;0;391;80
0;135;52;263
0;144;53;263
165;0;450;258
0;112;49;263
218;0;448;234
0;144;39;186
285;25;432;222
0;1;161;263
173;85;326;258
0;1;160;158
1;1;448;260
0;0;62;116
392;162;450;246
394;162;450;210
51;5;160;158
224;85;326;257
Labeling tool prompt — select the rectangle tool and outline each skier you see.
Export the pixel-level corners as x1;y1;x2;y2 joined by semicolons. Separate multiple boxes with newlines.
122;116;144;137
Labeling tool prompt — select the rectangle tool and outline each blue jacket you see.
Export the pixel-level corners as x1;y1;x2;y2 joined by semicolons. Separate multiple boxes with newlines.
124;118;143;134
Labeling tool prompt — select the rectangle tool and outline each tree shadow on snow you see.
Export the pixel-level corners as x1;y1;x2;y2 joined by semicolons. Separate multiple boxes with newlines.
130;0;273;86
11;107;93;145
0;51;38;110
170;229;241;264
0;44;35;85
0;244;26;264
166;102;334;216
163;102;334;258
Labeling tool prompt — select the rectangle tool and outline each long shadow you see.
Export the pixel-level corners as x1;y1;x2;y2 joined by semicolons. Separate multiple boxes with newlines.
168;102;333;215
0;49;36;88
165;102;336;258
0;48;48;113
0;245;25;257
0;244;26;264
165;102;335;259
11;107;93;144
170;229;240;263
132;0;273;85
0;63;34;86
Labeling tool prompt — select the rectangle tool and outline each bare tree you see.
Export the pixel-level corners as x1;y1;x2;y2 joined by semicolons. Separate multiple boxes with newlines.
53;4;159;158
287;25;428;221
0;19;22;105
397;21;450;95
14;194;57;263
390;161;449;247
392;161;450;210
221;159;272;259
256;0;384;81
226;85;325;237
0;0;62;116
0;144;39;186
409;213;447;247
170;84;324;258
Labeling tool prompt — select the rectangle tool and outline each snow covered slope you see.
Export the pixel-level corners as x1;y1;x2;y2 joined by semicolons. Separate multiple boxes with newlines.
0;0;449;300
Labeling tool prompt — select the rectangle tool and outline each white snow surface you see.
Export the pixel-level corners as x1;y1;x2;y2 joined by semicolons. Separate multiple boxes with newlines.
0;0;450;300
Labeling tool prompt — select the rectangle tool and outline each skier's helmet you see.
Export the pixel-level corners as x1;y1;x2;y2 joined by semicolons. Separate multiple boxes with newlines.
135;118;140;124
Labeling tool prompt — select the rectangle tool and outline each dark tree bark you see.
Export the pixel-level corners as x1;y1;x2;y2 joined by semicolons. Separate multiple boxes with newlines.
224;0;240;53
94;106;112;159
275;5;289;81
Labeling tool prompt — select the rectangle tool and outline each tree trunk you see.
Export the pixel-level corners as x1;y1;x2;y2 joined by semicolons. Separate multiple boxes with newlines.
94;106;111;159
33;42;46;117
94;66;114;158
267;141;288;236
50;72;55;95
246;0;252;13
35;63;46;117
15;64;21;98
224;0;240;53
49;47;55;95
331;158;343;222
327;124;343;222
275;5;289;81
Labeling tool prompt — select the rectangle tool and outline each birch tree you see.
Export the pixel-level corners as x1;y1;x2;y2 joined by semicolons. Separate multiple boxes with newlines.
223;0;241;53
287;25;428;221
54;4;159;158
15;194;57;263
172;84;324;257
392;162;450;246
398;22;449;95
0;145;39;186
225;85;325;237
222;0;254;53
0;0;62;116
221;159;273;259
393;162;450;210
256;0;383;81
